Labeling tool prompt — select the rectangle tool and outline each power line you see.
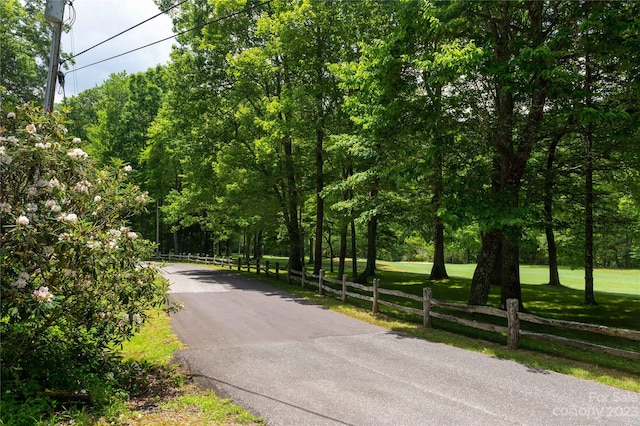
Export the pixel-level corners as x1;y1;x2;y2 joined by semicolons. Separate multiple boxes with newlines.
66;0;272;74
61;0;190;65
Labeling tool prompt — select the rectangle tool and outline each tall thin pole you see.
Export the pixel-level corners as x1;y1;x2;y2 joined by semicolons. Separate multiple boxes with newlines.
156;200;160;256
44;21;63;112
44;0;65;111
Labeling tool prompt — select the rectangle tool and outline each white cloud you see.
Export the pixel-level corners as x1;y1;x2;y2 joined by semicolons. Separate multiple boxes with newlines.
56;0;174;100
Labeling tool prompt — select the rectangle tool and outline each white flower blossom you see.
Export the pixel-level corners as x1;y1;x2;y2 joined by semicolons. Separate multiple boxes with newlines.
0;202;11;213
32;286;54;303
62;268;77;278
94;195;102;203
25;123;37;134
0;153;12;164
65;213;78;223
108;229;122;238
12;272;30;289
127;232;138;240
75;180;91;193
72;137;81;144
58;232;71;241
7;136;19;145
27;186;38;198
86;240;101;250
48;178;61;189
25;203;38;213
123;165;133;173
7;112;16;119
45;199;57;209
132;313;142;324
67;148;88;159
107;240;119;250
35;142;51;150
16;215;29;226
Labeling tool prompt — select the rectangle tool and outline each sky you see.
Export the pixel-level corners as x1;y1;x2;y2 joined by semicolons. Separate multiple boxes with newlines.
56;0;175;102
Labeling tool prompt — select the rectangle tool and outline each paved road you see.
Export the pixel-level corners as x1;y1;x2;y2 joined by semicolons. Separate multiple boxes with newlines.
163;263;640;426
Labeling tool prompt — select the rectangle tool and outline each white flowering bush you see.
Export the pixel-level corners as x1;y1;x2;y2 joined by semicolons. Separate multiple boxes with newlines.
0;104;169;397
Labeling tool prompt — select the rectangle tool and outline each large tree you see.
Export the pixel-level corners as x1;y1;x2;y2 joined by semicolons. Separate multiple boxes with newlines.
0;0;58;105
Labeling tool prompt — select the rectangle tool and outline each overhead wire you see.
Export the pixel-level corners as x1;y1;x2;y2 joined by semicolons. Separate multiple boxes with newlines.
60;0;190;66
66;0;272;75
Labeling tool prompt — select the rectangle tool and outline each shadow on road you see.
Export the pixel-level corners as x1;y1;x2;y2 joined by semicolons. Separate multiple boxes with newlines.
165;265;326;308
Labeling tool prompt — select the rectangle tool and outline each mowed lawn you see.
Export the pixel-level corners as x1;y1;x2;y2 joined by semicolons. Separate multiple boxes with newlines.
380;261;640;297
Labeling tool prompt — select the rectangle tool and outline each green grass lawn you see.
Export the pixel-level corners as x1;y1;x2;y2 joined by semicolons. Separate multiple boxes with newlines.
381;261;640;297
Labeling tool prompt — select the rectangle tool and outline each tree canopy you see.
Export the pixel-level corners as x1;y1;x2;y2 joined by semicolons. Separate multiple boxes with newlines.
58;0;640;308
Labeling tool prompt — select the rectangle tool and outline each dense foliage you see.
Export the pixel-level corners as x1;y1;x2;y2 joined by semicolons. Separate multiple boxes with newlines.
61;0;639;307
0;104;169;401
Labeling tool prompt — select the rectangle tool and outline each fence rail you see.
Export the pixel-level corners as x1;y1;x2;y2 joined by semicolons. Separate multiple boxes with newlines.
157;253;639;359
286;267;640;359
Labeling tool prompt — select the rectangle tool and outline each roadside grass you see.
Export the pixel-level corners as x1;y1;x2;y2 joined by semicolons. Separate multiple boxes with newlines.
250;257;640;393
0;308;264;426
112;309;264;426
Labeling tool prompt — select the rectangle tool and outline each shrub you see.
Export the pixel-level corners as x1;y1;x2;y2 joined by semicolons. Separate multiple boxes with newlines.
0;104;170;400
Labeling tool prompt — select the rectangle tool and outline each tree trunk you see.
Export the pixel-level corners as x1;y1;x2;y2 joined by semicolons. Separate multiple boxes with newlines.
357;215;377;282
545;136;562;286
325;232;334;273
313;130;324;274
430;215;448;280
308;237;314;264
584;52;597;305
173;231;179;254
338;221;347;280
244;229;251;262
468;229;502;305
282;133;303;272
430;85;448;281
350;219;358;279
500;233;523;310
253;229;262;260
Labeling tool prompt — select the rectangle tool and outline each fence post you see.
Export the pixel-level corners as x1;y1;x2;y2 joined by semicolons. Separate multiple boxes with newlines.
237;257;242;272
205;254;209;264
229;257;232;269
213;255;216;265
372;278;379;314
507;298;520;350
255;259;260;274
341;274;348;302
301;268;306;289
318;269;324;296
265;261;270;277
187;253;191;262
276;263;280;281
247;259;251;273
423;287;432;328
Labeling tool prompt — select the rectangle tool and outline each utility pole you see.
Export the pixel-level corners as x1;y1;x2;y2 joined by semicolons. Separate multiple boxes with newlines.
43;0;65;112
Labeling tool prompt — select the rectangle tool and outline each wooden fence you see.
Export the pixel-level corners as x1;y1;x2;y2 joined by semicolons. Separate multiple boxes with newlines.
287;268;640;359
156;253;282;280
157;253;640;359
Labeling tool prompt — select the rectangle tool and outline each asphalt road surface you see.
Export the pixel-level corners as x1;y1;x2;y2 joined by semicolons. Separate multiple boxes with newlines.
163;263;640;426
